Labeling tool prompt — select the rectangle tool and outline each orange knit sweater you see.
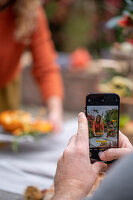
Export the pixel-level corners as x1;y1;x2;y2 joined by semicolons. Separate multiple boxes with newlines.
0;6;63;101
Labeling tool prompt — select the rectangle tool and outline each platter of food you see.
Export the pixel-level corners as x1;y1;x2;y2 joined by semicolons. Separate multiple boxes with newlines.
0;110;53;150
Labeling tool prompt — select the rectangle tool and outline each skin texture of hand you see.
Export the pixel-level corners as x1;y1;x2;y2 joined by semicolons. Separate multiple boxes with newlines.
99;131;133;162
52;112;107;200
47;96;63;133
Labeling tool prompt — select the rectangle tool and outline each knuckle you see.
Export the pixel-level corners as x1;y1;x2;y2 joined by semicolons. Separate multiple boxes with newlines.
125;137;130;144
127;139;133;147
70;135;75;141
75;146;85;157
57;157;61;165
104;149;113;159
67;135;77;146
58;156;62;163
63;148;71;158
78;127;88;134
63;145;86;158
57;157;62;168
125;148;132;154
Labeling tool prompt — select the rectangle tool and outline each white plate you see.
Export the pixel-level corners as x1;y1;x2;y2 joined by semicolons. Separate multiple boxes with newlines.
0;126;51;144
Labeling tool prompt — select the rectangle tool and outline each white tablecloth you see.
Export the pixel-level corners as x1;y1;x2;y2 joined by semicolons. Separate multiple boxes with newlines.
0;119;77;194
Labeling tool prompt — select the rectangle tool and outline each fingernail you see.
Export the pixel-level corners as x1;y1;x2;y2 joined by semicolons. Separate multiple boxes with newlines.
99;152;105;160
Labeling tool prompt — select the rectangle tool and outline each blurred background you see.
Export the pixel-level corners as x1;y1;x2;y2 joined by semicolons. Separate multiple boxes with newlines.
21;0;133;136
0;0;133;199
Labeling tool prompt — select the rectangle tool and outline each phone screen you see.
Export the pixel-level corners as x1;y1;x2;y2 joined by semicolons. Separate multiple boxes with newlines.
87;105;119;149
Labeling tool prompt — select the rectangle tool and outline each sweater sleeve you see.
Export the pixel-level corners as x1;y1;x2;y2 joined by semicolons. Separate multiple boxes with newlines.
30;7;64;101
101;122;104;132
93;121;95;133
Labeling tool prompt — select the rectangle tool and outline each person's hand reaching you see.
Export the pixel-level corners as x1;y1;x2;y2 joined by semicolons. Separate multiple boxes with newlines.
53;112;107;200
99;131;133;162
49;108;63;133
47;96;63;133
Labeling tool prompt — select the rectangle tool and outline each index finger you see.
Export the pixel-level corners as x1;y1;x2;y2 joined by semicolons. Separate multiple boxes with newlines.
77;112;88;137
76;112;89;148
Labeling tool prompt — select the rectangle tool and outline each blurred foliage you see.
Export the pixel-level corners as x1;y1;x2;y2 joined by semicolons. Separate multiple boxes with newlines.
45;1;58;20
107;0;133;43
115;27;125;43
45;0;95;52
44;0;126;56
119;114;130;129
89;127;94;139
104;109;118;125
62;10;91;51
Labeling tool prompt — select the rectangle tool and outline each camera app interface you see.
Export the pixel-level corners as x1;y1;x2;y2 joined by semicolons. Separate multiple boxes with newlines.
87;106;118;148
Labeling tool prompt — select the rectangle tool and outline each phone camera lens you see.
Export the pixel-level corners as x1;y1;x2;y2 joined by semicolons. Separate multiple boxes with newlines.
102;99;104;102
115;99;118;102
88;99;91;102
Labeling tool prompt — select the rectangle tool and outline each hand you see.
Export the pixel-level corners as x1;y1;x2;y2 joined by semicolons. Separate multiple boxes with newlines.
47;96;63;133
53;113;107;200
99;131;133;162
49;108;63;133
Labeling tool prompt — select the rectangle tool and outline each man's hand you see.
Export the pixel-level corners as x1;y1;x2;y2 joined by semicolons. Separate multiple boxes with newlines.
53;112;107;200
99;131;133;162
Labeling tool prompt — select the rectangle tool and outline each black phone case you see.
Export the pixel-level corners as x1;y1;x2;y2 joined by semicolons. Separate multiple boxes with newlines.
85;93;120;164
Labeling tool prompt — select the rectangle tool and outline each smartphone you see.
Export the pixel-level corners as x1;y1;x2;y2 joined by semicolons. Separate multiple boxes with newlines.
85;93;120;163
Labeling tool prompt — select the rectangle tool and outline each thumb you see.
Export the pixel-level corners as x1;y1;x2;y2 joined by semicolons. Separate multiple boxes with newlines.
99;148;131;161
92;162;107;175
77;112;88;137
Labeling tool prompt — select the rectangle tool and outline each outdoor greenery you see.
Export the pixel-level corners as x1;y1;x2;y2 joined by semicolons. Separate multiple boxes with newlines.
104;109;118;125
44;0;126;56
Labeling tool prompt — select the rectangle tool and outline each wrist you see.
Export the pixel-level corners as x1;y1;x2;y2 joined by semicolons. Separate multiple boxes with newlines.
53;183;87;200
47;96;63;113
52;191;82;200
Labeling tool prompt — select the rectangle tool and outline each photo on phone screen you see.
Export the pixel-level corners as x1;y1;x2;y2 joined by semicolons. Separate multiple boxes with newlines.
87;105;118;149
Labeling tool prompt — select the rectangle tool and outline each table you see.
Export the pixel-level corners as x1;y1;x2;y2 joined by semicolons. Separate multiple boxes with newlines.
0;190;22;200
0;112;133;199
90;132;117;147
0;117;78;199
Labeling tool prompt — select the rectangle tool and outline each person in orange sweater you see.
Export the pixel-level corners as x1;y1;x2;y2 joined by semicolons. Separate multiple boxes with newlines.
0;0;64;133
93;115;104;136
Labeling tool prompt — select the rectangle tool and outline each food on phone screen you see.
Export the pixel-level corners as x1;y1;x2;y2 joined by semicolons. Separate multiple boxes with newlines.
87;106;118;148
